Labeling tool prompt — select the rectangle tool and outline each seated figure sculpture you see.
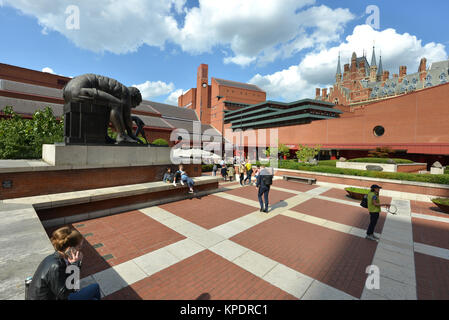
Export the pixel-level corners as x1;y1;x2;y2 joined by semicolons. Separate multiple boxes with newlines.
63;74;142;144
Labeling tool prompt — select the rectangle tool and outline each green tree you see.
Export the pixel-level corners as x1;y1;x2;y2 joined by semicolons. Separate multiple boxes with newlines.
368;147;392;158
0;106;63;159
296;144;321;163
278;144;290;158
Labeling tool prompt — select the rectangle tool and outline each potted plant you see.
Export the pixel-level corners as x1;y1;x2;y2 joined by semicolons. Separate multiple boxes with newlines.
345;187;370;200
431;198;449;214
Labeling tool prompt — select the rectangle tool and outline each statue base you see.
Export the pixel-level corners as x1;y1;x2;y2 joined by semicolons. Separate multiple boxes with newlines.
42;143;170;167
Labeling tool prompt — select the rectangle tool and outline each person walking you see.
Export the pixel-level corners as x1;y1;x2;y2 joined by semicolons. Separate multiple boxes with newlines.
366;184;390;241
244;160;253;185
212;163;218;176
256;165;273;213
220;165;228;181
227;165;235;182
238;162;246;186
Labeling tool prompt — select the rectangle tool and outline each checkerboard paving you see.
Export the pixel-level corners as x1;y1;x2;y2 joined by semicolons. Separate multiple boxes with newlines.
44;180;449;300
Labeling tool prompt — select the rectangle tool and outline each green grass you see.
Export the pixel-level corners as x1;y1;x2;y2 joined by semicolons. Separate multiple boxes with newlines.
432;198;449;206
344;187;370;194
347;158;414;164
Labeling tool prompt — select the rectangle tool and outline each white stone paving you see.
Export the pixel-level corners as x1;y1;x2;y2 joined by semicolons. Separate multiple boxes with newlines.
76;182;448;300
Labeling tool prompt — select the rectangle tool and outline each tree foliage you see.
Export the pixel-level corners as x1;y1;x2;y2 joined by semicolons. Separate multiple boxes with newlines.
0;106;64;159
368;147;392;158
296;144;321;162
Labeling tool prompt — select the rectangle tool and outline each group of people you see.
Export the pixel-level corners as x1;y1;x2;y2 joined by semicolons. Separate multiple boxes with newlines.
162;165;195;194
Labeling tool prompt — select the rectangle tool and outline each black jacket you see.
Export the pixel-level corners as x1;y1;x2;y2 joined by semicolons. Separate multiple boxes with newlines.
27;252;80;300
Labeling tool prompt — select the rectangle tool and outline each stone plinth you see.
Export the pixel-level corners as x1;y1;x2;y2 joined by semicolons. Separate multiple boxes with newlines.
42;143;171;167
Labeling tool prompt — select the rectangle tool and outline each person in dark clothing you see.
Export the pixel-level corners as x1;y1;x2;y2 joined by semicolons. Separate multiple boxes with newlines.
163;167;173;183
131;115;148;144
256;166;273;213
221;165;228;181
27;226;100;300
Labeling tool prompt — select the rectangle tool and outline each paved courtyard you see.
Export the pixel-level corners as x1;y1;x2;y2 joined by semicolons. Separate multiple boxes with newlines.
44;177;449;300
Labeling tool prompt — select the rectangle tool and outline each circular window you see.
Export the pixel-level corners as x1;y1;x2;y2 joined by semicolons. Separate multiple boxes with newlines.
373;126;385;137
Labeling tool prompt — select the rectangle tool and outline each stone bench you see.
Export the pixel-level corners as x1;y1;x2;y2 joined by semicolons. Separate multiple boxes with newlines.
282;175;317;185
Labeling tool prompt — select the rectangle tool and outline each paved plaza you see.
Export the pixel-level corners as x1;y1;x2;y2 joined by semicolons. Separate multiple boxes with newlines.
44;177;449;300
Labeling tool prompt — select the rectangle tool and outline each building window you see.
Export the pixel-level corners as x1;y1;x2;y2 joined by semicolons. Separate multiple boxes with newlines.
373;126;385;137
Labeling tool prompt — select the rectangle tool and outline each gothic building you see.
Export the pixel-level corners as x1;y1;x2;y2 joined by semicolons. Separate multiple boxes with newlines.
317;47;449;108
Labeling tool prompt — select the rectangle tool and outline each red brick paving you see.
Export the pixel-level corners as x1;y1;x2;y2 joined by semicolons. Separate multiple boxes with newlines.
104;250;297;300
290;198;386;234
45;210;185;278
272;179;318;192
414;252;449;300
411;200;449;218
412;217;449;250
230;215;378;298
158;194;257;229
224;185;296;205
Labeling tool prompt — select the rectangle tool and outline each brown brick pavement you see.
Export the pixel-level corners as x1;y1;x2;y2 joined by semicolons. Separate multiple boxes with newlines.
230;215;378;298
320;188;392;204
45;210;185;278
412;217;449;250
158;194;257;229
224;185;296;205
290;198;386;234
411;200;449;218
414;252;449;300
272;179;318;192
104;250;297;300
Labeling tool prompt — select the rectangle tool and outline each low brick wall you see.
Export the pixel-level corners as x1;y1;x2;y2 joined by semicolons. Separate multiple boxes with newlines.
275;169;449;198
0;164;201;200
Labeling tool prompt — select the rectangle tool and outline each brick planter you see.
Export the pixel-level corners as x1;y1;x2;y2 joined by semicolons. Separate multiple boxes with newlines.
345;189;367;200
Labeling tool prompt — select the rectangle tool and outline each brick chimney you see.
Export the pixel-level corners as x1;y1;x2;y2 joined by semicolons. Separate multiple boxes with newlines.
393;74;398;79
398;66;407;83
418;58;427;81
316;88;321;99
322;88;328;98
382;71;390;82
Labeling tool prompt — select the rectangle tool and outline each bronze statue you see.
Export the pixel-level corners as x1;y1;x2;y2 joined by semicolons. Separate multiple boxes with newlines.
63;74;142;144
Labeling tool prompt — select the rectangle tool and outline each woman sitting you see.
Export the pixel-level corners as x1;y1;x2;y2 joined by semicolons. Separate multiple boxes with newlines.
27;226;101;300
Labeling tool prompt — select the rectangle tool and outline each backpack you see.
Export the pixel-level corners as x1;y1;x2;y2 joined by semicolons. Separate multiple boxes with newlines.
261;175;273;186
360;194;368;208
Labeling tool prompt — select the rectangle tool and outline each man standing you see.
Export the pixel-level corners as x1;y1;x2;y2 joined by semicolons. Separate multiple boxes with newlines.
366;184;390;241
256;165;273;213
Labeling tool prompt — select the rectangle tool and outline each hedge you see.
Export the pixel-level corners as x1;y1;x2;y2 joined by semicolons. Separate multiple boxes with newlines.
345;187;370;194
257;160;449;185
151;138;169;146
347;158;414;164
432;198;449;205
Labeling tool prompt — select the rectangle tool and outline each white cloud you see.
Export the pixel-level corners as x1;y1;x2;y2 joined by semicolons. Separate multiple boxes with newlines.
132;80;174;100
1;0;354;66
165;89;184;105
176;1;354;66
249;25;448;101
42;67;55;74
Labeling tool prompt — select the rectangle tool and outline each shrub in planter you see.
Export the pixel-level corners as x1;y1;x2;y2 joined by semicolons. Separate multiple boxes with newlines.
431;198;449;214
344;187;370;200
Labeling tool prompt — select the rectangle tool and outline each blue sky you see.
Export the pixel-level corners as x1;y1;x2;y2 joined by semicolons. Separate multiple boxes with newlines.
0;0;447;104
